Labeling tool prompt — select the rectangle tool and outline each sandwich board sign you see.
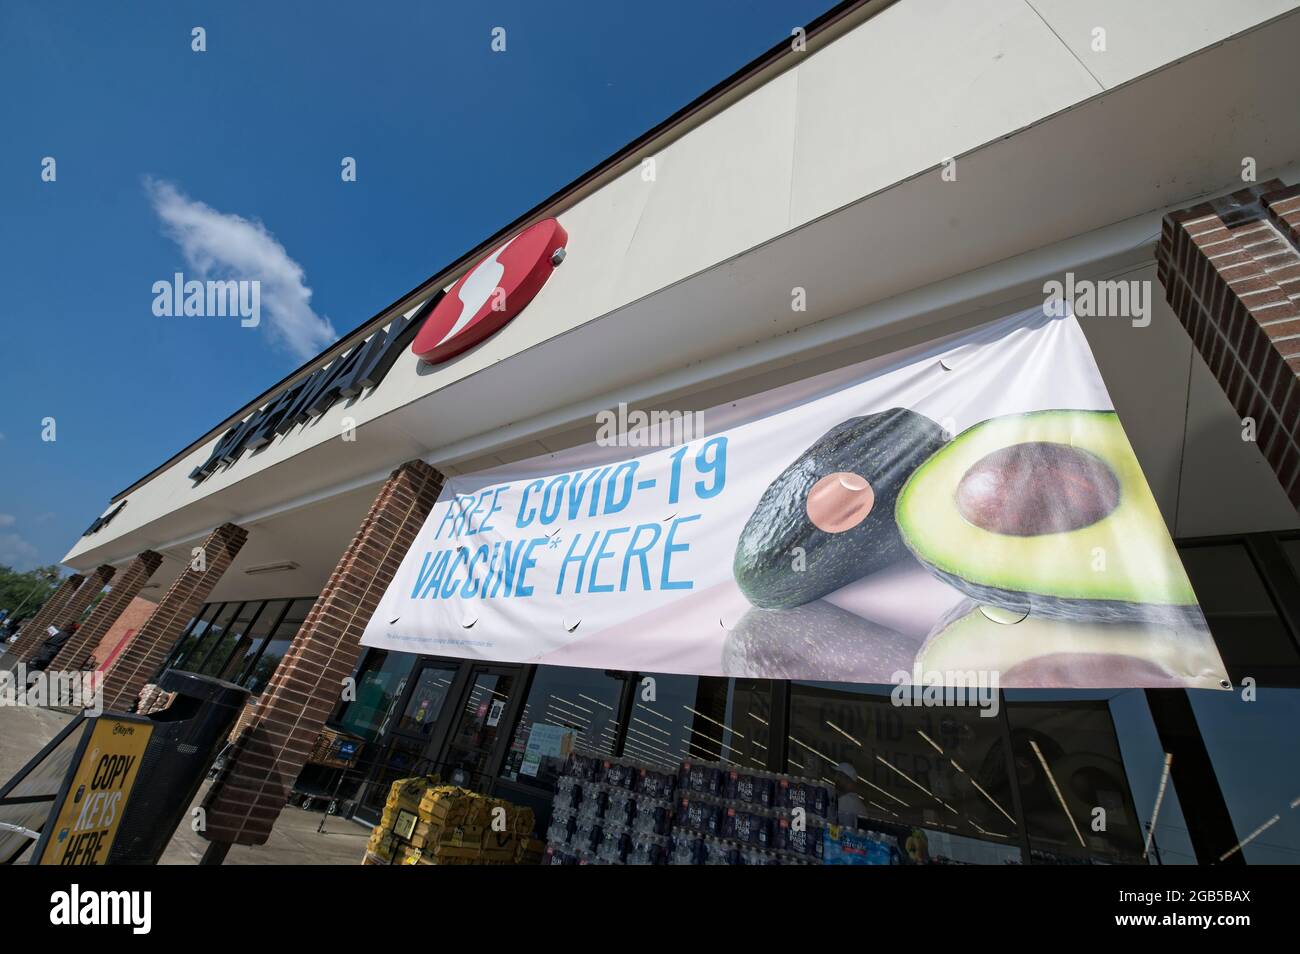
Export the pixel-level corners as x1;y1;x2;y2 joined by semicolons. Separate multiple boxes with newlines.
12;715;154;865
34;716;152;865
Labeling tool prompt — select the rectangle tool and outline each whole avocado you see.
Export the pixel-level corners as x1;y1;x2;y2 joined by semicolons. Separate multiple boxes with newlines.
733;407;948;608
722;600;918;680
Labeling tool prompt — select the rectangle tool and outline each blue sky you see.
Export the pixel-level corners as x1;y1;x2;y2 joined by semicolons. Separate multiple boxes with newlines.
0;0;833;571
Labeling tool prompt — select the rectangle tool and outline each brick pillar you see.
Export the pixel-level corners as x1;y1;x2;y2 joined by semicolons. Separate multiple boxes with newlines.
101;523;248;712
50;564;116;633
49;551;162;672
6;574;84;666
1156;180;1300;508
201;460;444;847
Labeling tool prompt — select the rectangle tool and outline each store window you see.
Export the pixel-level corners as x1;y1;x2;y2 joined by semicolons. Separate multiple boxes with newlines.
1168;538;1300;862
1003;697;1146;864
624;674;772;773
160;596;316;694
492;670;774;839
191;600;261;679
1185;688;1300;864
239;598;314;693
787;682;1022;865
1172;538;1300;864
223;599;289;682
1000;687;1200;866
175;602;239;670
163;603;222;671
334;649;422;741
500;666;627;790
1179;542;1299;685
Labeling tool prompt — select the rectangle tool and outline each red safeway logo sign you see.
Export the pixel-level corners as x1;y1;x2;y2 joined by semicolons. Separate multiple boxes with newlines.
411;217;568;364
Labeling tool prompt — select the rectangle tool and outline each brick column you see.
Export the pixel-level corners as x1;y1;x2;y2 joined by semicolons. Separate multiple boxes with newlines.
49;551;162;672
5;574;84;666
201;460;444;847
49;563;115;633
101;523;248;712
1156;180;1300;508
1267;189;1300;245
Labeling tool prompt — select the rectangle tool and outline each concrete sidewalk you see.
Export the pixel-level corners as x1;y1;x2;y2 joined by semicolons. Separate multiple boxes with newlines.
161;781;370;865
0;702;370;865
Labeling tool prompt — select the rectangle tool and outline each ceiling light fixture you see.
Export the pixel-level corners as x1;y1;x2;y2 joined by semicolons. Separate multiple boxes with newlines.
243;560;300;576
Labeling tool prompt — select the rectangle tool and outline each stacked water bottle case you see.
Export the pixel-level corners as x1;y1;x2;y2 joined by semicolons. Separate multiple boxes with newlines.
670;759;833;865
544;752;677;865
544;751;835;865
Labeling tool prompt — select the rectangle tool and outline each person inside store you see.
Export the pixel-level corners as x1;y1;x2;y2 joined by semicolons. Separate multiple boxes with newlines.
834;761;870;829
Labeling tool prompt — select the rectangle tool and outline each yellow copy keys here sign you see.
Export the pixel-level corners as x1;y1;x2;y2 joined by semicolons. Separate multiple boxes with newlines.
39;718;153;865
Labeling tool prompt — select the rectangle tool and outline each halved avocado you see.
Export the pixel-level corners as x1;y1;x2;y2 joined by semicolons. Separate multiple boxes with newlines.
734;408;948;608
917;601;1226;689
896;410;1198;624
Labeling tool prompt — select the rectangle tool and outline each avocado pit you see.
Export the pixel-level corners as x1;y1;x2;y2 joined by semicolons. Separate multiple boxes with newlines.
955;441;1119;536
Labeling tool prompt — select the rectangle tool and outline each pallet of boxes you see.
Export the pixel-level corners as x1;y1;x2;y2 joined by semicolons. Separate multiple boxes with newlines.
362;775;545;865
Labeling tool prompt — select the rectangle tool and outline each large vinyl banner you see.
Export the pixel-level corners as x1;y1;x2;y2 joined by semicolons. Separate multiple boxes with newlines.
361;306;1229;690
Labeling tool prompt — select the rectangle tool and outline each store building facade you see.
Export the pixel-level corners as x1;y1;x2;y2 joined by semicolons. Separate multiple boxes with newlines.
43;0;1300;864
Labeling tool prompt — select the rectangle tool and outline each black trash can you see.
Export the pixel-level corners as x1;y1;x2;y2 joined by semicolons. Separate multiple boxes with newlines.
107;669;249;864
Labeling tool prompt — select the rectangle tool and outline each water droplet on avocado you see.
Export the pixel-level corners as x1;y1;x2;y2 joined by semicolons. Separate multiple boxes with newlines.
978;604;1028;624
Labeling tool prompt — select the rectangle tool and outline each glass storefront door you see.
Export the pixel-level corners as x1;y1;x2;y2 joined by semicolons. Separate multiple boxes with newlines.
356;659;460;820
352;659;525;820
441;667;519;790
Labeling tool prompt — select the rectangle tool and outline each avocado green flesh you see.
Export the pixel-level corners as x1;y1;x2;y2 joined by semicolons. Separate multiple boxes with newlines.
896;410;1197;622
734;408;948;609
917;601;1224;689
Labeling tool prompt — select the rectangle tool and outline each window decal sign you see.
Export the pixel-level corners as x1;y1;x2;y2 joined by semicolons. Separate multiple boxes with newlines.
363;306;1227;691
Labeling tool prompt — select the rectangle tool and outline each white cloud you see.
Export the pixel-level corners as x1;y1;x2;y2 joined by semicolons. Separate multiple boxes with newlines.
0;532;40;570
0;514;15;527
145;178;337;361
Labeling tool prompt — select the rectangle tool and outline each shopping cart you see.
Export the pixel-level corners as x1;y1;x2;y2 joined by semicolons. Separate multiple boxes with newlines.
293;727;366;813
